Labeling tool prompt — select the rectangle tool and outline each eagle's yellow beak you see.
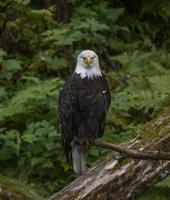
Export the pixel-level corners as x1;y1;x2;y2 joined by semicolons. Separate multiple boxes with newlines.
84;57;93;65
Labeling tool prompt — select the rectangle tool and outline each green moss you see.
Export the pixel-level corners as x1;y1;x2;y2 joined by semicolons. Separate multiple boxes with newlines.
0;175;44;200
108;107;170;172
131;107;170;150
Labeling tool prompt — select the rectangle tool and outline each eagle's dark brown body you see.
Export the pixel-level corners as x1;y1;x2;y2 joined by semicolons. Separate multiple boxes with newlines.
58;72;111;173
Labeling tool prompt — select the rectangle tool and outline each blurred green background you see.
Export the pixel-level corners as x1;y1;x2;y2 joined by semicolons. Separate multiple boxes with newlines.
0;0;170;199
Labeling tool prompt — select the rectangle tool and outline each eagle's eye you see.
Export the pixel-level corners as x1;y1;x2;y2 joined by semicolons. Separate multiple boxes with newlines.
81;56;85;61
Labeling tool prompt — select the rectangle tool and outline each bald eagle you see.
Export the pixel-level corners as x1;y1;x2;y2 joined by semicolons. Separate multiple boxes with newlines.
58;50;111;174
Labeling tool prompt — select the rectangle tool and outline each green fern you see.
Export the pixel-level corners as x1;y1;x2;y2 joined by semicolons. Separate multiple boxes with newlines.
0;78;63;122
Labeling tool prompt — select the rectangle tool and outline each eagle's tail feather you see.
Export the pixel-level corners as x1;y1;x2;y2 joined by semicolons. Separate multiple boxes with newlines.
72;144;86;174
80;147;86;173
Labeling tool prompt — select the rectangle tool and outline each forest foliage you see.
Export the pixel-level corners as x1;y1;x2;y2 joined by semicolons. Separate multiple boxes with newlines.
0;0;170;199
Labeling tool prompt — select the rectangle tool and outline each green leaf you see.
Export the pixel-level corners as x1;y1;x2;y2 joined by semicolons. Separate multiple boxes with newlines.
14;0;30;5
3;59;22;71
31;157;45;167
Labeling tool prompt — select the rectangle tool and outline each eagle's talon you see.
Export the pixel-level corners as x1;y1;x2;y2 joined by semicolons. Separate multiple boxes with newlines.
80;139;90;149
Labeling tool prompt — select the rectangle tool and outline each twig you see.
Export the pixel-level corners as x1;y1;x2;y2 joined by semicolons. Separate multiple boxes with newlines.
91;139;170;161
102;47;119;70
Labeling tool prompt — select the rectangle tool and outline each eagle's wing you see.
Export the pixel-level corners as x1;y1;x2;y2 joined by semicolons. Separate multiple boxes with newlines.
58;75;78;163
98;75;111;137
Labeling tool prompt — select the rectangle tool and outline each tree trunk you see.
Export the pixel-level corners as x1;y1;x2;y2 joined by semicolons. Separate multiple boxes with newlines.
48;107;170;200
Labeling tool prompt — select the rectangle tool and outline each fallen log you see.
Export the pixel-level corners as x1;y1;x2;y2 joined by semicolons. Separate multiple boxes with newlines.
48;107;170;200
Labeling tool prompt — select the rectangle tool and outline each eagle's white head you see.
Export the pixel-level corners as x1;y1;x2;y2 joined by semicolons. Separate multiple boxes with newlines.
75;50;102;79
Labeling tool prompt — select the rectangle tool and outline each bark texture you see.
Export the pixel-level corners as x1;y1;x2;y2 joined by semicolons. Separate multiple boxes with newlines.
48;107;170;200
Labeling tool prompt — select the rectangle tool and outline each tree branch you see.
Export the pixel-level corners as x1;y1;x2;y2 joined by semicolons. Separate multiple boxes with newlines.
92;139;170;160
